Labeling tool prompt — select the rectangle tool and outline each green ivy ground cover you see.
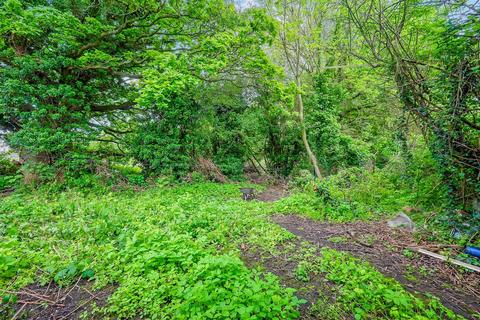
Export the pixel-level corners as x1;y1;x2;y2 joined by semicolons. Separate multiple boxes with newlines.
1;184;302;319
0;183;466;319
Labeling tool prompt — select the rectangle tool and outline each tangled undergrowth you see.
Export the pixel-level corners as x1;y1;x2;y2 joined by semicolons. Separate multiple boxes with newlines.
1;184;302;319
276;165;479;249
0;183;468;319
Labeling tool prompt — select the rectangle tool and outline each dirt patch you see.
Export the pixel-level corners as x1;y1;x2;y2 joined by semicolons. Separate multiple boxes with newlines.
241;241;350;319
245;172;289;202
3;279;114;320
256;184;289;202
272;214;480;319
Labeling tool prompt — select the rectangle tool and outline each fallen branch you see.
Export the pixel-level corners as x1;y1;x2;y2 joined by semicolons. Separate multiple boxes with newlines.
81;286;96;298
11;303;26;320
43;280;52;295
59;276;82;302
411;248;480;273
17;300;64;307
409;244;463;252
0;289;57;304
23;287;51;299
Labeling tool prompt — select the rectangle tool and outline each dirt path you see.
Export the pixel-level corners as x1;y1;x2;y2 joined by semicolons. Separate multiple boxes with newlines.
256;184;288;202
246;172;289;202
242;239;349;319
271;214;480;319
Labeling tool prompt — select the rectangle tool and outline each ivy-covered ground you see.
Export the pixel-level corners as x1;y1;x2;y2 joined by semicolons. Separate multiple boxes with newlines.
0;183;478;319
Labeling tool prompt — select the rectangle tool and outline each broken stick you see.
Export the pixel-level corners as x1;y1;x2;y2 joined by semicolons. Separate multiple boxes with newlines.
411;248;480;273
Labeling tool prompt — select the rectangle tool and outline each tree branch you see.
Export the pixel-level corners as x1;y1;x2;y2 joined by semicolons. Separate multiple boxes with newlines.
91;101;135;112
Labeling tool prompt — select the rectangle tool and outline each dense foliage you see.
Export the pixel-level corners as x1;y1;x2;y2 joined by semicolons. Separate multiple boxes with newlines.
0;0;479;317
342;0;480;217
0;183;464;319
1;0;477;209
0;184;305;319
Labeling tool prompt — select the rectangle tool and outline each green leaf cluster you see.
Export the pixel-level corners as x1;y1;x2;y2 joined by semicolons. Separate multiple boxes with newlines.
0;183;301;318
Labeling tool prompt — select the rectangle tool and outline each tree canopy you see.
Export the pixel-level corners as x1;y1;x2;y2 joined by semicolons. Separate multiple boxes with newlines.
0;0;479;219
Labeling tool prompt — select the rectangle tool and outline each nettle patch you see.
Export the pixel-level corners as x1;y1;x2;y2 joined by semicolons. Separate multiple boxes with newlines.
0;184;302;319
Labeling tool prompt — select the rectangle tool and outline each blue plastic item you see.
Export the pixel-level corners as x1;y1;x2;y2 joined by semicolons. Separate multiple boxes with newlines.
465;246;480;259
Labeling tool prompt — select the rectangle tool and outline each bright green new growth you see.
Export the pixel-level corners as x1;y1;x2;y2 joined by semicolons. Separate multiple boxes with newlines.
318;248;461;320
0;184;302;319
0;0;478;317
1;183;464;319
0;0;478;234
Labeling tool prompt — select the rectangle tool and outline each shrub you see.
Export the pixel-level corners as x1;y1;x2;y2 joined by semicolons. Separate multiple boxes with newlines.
0;156;17;176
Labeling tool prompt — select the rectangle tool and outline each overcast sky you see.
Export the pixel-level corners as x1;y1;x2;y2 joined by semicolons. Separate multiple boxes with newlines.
232;0;259;10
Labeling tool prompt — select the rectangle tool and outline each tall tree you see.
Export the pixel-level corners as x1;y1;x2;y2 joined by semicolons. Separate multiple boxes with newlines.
0;0;215;158
263;0;333;178
129;7;278;177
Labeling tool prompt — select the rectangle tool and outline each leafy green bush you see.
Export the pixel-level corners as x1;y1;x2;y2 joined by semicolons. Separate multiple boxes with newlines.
0;175;19;190
306;73;370;174
214;155;245;181
0;158;20;190
129;121;193;178
318;163;413;215
0;156;17;176
288;169;315;190
281;142;449;222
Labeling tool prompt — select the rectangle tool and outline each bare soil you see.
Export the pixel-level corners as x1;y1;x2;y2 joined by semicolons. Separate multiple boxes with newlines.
4;279;114;320
241;240;351;319
256;184;289;202
271;214;480;319
245;172;289;202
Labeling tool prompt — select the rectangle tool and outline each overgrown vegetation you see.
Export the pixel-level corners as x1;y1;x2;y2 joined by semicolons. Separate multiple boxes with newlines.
293;245;462;319
0;0;479;318
1;184;305;319
1;0;477;229
0;155;18;190
272;141;445;221
0;183;467;319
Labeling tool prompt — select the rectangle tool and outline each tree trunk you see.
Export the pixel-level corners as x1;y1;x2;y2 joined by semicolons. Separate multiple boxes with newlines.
295;92;322;179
